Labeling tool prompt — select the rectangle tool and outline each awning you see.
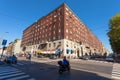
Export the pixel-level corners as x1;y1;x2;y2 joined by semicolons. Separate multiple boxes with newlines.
66;49;70;53
66;49;74;53
56;49;62;54
37;50;44;54
71;50;74;53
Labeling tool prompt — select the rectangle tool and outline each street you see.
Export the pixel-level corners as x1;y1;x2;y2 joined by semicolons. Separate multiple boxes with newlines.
0;57;120;80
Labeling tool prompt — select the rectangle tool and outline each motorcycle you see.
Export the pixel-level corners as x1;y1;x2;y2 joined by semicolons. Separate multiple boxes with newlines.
58;60;70;74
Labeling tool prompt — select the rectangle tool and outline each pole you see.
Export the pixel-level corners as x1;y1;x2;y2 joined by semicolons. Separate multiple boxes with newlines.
0;46;5;61
0;32;8;48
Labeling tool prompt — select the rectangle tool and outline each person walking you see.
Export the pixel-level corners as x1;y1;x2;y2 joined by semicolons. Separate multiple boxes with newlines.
28;53;31;61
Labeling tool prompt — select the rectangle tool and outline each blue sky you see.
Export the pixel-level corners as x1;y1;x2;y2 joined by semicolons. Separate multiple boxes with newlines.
0;0;120;52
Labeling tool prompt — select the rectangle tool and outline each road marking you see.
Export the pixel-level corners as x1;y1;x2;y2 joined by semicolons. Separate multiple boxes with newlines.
6;75;30;80
0;66;36;80
0;72;25;79
0;69;19;73
112;63;120;80
0;70;21;76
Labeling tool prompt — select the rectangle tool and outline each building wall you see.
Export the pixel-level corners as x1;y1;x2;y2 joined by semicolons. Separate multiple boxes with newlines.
13;39;21;54
63;4;103;54
21;5;64;47
21;3;104;58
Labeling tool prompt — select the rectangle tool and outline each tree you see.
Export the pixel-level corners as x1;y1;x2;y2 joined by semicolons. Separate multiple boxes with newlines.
108;14;120;58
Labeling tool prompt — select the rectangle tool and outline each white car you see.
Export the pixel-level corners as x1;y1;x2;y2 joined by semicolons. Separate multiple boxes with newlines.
106;57;114;62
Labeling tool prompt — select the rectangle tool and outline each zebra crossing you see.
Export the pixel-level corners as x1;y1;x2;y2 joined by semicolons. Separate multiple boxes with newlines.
11;61;32;67
0;66;35;80
11;59;58;67
112;63;120;80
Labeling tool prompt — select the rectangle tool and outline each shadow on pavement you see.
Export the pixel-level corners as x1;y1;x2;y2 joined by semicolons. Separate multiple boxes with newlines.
11;58;112;80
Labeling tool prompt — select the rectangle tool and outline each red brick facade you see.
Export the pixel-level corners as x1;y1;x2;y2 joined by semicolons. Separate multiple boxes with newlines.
21;3;103;55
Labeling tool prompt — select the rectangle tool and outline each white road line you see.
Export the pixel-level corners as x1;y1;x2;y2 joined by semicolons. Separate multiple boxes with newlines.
0;70;21;76
0;66;17;69
111;63;120;80
0;72;25;79
6;75;30;80
0;66;35;80
112;76;120;80
0;69;19;73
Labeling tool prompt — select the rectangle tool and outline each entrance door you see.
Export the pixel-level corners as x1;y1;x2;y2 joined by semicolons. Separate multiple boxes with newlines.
77;50;80;58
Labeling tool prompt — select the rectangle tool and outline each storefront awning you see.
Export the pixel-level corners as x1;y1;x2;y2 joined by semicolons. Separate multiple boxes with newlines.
37;50;44;54
56;49;62;54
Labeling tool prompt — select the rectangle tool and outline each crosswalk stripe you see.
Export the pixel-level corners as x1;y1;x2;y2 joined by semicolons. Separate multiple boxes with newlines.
111;63;120;80
10;62;30;67
0;69;19;73
0;72;25;79
0;66;17;69
0;70;21;76
0;67;18;70
0;66;35;80
6;75;30;80
112;76;120;80
112;71;120;74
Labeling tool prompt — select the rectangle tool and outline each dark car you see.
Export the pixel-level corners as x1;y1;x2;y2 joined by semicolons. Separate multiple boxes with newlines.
5;55;17;64
106;57;114;62
82;55;90;60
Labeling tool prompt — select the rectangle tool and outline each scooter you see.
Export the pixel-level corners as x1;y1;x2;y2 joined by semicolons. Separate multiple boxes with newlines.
58;60;70;74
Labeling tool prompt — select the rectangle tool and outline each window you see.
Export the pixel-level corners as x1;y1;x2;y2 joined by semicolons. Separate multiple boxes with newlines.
66;7;69;11
66;49;69;54
54;15;57;18
59;42;61;45
65;12;69;15
54;31;55;34
66;29;68;33
53;36;56;40
66;23;68;26
59;29;61;33
49;43;51;47
53;43;56;47
58;36;61;39
66;36;68;39
66;44;68;47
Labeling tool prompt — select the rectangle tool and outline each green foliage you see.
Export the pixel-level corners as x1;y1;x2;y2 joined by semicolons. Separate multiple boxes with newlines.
108;14;120;53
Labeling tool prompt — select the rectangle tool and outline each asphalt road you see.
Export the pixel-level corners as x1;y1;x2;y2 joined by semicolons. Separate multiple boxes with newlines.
7;57;113;80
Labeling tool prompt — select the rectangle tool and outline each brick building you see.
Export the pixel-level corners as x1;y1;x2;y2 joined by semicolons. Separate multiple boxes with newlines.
21;3;103;58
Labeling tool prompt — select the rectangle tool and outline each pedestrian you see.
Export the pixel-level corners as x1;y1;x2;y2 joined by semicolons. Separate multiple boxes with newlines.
12;54;17;64
28;53;31;61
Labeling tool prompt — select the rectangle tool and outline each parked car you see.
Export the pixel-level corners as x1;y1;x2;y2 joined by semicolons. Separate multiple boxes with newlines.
106;57;114;62
5;55;17;64
0;54;7;61
82;55;90;60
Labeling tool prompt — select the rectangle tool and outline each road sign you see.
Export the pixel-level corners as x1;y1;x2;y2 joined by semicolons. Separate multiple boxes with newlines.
2;39;7;46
